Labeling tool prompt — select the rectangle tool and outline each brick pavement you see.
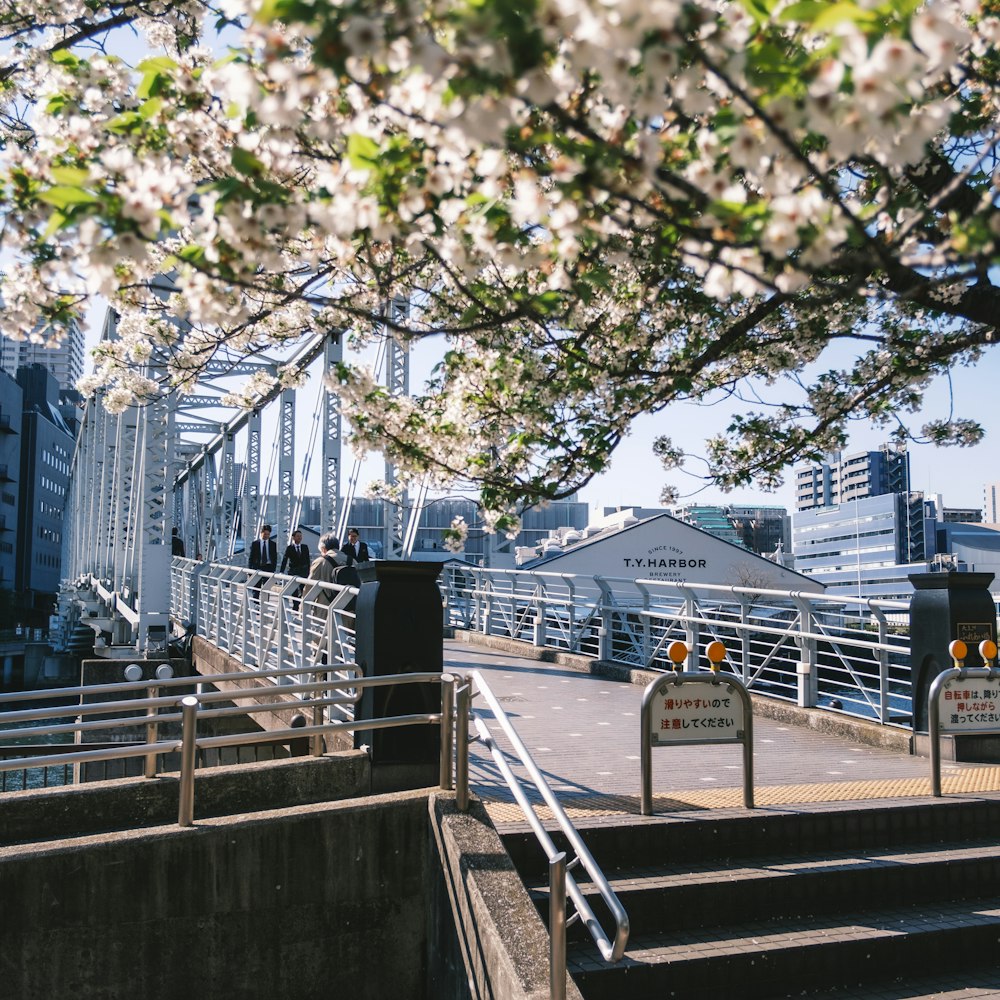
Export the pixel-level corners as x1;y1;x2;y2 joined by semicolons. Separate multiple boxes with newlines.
443;638;1000;821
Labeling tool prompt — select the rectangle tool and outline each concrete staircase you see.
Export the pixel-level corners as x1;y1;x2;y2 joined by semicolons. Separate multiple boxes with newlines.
502;797;1000;998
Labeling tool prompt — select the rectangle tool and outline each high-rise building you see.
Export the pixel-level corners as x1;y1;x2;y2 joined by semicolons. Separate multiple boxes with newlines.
14;365;78;614
0;370;22;589
985;482;1000;524
1;319;85;392
792;492;935;600
794;444;910;512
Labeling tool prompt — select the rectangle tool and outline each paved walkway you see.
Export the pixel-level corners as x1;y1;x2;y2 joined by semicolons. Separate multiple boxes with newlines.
443;638;1000;826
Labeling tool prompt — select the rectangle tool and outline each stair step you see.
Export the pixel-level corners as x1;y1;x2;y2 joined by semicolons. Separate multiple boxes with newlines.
774;966;1000;999
527;840;1000;935
502;798;1000;878
569;896;1000;1000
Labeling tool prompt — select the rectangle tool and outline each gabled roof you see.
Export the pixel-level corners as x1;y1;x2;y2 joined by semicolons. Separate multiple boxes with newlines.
520;513;821;590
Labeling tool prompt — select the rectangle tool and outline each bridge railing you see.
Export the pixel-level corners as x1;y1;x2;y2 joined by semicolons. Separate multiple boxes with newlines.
441;565;913;727
0;662;360;790
172;559;358;675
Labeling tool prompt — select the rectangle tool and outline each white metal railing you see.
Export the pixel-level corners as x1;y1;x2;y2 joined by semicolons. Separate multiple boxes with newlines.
171;558;358;675
441;564;914;727
0;662;362;790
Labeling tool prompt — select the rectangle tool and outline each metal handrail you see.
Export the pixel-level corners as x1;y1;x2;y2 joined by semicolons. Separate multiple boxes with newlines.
4;648;623;997
455;668;629;997
441;563;915;726
1;670;455;799
634;607;904;656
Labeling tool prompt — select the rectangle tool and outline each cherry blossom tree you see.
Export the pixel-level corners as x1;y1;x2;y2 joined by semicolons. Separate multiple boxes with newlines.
1;0;998;515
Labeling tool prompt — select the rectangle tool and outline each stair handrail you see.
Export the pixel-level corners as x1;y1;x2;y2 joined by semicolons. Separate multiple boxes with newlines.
455;668;629;998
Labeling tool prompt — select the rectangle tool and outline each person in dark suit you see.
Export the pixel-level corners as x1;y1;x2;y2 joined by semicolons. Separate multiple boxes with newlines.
249;524;277;573
171;527;185;557
280;528;311;578
341;527;370;566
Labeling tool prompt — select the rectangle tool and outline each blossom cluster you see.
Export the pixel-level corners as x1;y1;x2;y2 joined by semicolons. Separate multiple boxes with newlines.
0;0;995;507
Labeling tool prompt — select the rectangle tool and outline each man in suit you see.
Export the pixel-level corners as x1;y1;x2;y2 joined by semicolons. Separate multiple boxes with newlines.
341;527;370;566
280;528;311;578
249;524;277;573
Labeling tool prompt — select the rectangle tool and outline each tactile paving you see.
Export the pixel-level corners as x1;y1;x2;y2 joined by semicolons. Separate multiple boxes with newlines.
482;768;1000;825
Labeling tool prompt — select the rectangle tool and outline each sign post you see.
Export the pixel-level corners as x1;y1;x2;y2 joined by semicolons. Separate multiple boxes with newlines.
640;640;754;814
929;638;1000;796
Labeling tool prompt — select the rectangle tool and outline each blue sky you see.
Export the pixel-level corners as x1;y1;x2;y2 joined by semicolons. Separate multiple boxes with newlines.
578;350;1000;516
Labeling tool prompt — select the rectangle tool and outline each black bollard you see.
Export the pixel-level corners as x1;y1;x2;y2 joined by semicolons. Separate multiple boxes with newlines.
352;560;444;791
909;571;997;734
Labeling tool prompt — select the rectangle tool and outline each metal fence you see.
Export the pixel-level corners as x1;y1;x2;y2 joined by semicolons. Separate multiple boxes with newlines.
0;663;364;792
172;557;358;674
440;565;913;727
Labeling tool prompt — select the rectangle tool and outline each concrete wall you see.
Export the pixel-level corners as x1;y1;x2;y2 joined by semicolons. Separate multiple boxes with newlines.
428;796;584;1000
1;783;572;1000
1;752;371;847
2;790;434;1000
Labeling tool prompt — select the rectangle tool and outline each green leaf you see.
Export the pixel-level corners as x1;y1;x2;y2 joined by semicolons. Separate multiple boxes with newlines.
231;147;264;176
50;166;90;187
43;211;68;239
813;2;876;31
778;1;828;24
139;97;164;120
50;50;78;67
38;186;99;209
136;57;179;75
347;133;380;171
137;73;164;101
254;0;302;23
177;244;206;264
106;111;144;134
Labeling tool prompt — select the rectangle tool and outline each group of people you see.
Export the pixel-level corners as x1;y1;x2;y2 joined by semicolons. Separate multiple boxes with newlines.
248;524;370;593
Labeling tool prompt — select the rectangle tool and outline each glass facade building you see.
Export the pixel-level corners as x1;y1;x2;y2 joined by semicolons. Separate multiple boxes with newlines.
1;320;85;393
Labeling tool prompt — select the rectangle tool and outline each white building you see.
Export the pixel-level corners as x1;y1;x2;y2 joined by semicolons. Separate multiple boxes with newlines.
517;511;823;593
985;482;1000;525
1;320;85;392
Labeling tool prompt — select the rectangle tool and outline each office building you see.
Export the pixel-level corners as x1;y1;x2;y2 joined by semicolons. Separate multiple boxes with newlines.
0;369;22;589
14;366;78;615
0;365;79;621
941;507;982;524
794;444;910;512
792;492;936;600
723;504;791;556
1;318;85;392
985;482;1000;524
669;505;747;549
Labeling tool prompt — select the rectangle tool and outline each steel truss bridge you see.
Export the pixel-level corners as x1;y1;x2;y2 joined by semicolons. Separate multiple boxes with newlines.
60;300;415;653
